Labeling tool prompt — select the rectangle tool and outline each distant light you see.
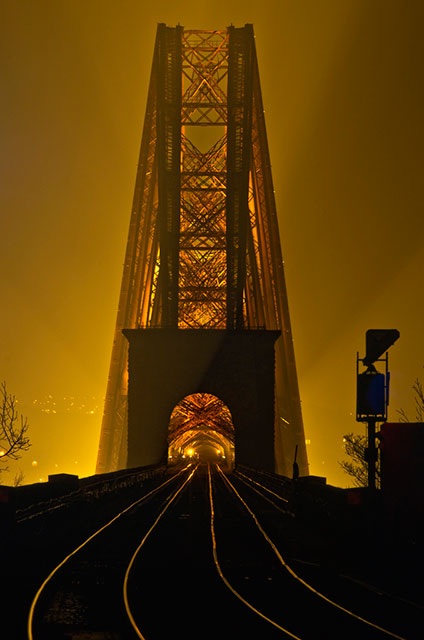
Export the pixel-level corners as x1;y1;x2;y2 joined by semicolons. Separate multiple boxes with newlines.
0;450;5;457
32;460;38;467
187;449;194;457
305;439;311;445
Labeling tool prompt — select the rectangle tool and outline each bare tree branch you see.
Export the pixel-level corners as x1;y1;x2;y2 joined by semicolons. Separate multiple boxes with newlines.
339;432;380;488
13;469;25;486
413;378;424;422
0;381;31;474
343;376;424;487
397;377;424;423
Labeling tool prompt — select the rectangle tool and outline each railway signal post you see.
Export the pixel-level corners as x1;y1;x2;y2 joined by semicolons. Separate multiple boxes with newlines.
356;329;399;491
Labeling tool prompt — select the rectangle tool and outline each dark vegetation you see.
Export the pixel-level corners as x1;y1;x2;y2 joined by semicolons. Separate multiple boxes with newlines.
340;376;424;487
0;381;30;478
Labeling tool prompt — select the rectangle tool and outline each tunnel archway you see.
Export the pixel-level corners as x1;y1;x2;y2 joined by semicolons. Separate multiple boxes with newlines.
168;393;234;468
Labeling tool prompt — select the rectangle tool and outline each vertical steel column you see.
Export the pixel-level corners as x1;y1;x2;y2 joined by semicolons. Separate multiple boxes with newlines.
157;24;183;327
96;31;161;474
226;25;253;329
249;40;308;476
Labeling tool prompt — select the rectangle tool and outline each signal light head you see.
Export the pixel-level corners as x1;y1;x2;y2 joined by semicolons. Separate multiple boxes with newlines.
363;329;399;366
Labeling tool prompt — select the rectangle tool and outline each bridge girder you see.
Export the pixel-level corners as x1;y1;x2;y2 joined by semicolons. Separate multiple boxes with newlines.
96;24;308;478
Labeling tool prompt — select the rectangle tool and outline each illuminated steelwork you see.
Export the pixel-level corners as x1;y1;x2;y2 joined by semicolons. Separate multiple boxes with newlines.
168;393;234;464
96;24;308;477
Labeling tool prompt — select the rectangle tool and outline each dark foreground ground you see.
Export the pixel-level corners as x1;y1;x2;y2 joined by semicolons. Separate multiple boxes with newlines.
1;467;423;639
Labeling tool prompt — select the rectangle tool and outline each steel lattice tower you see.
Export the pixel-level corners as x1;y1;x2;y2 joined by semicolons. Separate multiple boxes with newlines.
96;24;308;478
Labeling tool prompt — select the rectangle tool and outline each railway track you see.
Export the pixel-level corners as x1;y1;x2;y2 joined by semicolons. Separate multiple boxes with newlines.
214;466;419;640
20;465;421;639
27;465;193;640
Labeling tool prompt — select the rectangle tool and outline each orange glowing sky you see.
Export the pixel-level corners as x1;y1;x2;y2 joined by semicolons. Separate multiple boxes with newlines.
1;0;423;486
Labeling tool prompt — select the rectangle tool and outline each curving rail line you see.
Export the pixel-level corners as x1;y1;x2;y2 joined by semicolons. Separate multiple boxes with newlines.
26;464;414;639
235;467;424;618
208;464;303;639
123;465;196;638
27;464;193;640
217;465;408;640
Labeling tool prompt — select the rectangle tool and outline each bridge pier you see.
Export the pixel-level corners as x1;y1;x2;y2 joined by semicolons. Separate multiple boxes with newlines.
124;328;280;472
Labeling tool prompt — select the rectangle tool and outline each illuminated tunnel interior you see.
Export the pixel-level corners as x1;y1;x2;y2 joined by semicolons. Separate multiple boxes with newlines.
168;393;235;468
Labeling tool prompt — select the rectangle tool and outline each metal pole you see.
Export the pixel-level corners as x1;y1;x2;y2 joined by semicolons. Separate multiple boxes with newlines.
367;417;377;490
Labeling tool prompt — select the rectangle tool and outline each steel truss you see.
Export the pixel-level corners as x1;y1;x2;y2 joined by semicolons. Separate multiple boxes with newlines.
96;24;307;477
